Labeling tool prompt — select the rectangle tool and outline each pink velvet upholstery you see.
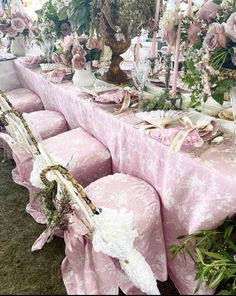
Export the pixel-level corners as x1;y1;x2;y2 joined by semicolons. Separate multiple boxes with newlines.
5;88;43;113
24;110;68;140
62;173;167;295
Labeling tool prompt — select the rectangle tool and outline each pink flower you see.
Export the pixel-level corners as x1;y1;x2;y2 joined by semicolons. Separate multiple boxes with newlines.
7;26;18;37
21;56;42;65
196;0;220;22
60;23;71;37
224;12;236;42
72;54;86;70
60;54;71;67
88;38;102;50
162;23;177;47
11;17;26;33
72;45;86;57
187;21;202;45
204;23;227;51
62;35;74;52
51;53;61;64
0;24;10;34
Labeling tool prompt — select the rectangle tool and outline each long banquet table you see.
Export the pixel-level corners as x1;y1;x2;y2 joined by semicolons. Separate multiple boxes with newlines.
13;61;236;295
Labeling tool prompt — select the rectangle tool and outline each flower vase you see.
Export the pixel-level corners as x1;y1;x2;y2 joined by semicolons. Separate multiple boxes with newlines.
72;62;96;88
11;35;26;57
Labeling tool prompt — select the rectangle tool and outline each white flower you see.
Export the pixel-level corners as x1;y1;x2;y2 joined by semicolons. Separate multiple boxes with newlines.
162;10;178;28
100;45;112;63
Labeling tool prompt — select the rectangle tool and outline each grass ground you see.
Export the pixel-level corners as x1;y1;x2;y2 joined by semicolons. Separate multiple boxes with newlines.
0;149;179;295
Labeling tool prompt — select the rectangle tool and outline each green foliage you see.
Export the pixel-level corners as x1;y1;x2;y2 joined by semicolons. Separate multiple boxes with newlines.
143;91;182;111
209;48;233;71
60;0;92;35
39;182;72;230
181;56;208;109
34;0;71;41
62;0;157;38
211;77;236;105
86;47;101;62
170;218;236;295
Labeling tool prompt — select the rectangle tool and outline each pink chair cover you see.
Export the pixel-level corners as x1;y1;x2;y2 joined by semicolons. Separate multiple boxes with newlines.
24;110;68;140
5;88;43;113
0;127;112;223
0;110;68;160
61;173;167;295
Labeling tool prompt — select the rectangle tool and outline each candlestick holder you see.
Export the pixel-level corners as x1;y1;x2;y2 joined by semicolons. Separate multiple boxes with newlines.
164;52;172;91
147;56;163;78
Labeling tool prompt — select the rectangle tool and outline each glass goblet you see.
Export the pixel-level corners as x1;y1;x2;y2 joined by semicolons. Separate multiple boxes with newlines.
131;60;151;112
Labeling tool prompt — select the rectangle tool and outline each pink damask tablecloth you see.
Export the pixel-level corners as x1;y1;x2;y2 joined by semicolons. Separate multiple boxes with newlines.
14;61;236;295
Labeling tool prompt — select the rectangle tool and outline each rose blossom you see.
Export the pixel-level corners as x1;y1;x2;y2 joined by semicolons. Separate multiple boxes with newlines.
60;23;71;37
72;45;86;57
60;54;71;67
162;10;178;47
203;23;227;51
62;34;74;52
7;26;18;37
72;54;86;70
224;12;236;42
187;21;202;45
88;38;102;50
11;17;26;33
196;0;220;22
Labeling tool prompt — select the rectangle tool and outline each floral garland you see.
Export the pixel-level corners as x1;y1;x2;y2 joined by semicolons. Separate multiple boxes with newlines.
180;0;236;106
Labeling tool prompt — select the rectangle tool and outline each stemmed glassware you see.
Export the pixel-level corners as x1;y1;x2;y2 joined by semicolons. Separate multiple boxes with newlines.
131;59;151;112
40;39;55;63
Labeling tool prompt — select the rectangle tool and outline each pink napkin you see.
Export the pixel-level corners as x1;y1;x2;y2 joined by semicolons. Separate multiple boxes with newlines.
95;89;137;104
47;69;67;83
20;56;43;66
149;119;218;151
150;127;204;148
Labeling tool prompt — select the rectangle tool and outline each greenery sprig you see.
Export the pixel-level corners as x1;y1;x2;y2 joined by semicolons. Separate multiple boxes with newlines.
170;218;236;295
39;182;72;230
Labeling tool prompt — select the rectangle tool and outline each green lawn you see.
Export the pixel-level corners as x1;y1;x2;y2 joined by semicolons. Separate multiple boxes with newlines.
0;150;66;295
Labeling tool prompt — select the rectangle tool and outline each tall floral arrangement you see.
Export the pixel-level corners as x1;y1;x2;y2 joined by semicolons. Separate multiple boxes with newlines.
31;0;71;43
180;0;236;107
52;34;101;70
0;0;31;39
59;0;158;40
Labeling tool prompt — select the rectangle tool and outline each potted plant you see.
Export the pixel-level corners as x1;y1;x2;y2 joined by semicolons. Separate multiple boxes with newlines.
29;0;72;59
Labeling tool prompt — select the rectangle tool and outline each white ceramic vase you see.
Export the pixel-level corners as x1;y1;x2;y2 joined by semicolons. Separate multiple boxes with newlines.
72;62;96;88
11;35;26;57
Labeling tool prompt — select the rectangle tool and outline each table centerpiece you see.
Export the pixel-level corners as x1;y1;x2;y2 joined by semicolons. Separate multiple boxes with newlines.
59;0;158;84
0;0;31;56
